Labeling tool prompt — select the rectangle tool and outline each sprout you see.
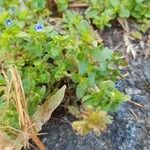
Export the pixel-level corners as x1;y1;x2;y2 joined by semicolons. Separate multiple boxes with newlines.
5;19;13;27
35;23;44;32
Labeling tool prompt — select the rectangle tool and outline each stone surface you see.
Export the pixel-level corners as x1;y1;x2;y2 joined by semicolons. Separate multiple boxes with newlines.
33;58;150;150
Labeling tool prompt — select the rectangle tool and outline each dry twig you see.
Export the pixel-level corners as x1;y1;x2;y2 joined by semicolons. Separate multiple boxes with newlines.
130;108;138;119
69;3;89;8
128;100;144;108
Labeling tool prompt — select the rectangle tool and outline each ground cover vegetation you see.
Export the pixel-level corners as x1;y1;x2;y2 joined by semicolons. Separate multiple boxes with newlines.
0;0;149;149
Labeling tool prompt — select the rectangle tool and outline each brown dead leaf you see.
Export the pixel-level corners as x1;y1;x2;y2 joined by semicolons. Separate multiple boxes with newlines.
33;85;66;131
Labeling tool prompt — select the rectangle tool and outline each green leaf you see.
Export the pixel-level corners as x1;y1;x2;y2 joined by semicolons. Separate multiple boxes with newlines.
16;31;31;41
38;71;50;83
82;95;92;102
94;47;113;72
136;0;144;3
78;61;88;75
43;26;53;33
57;0;68;12
16;31;31;38
22;76;36;94
82;81;129;112
76;83;87;99
26;43;43;57
31;0;47;11
119;5;130;18
131;11;141;19
110;0;120;7
88;73;95;86
145;10;150;18
95;47;113;62
86;8;99;18
0;74;5;86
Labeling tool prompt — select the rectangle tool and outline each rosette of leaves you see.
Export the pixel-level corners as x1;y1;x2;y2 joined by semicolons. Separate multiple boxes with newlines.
72;107;113;135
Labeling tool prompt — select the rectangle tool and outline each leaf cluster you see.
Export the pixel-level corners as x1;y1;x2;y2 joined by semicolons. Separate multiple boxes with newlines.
84;0;150;30
0;1;130;136
72;107;113;135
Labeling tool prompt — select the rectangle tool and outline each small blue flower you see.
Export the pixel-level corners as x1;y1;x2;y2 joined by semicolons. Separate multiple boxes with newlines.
35;23;44;32
5;19;13;27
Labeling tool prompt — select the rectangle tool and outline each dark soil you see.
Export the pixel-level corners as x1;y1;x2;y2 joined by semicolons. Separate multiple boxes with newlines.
30;26;150;150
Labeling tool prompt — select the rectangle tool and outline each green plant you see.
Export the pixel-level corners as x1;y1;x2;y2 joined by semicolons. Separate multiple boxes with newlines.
57;0;69;12
72;107;113;135
0;0;130;145
84;0;150;30
82;81;130;112
57;0;150;31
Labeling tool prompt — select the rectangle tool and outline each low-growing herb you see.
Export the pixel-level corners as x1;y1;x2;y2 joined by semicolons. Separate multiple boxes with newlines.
0;0;130;142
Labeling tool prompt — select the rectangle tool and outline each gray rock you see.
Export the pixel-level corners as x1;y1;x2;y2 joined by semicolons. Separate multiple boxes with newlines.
143;59;150;83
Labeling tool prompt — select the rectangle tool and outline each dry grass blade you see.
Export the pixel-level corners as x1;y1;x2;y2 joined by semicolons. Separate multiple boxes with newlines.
9;66;46;150
0;65;66;150
10;66;26;127
69;3;89;8
118;18;137;58
130;108;138;119
118;18;130;33
0;132;14;150
128;100;144;108
123;32;137;58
